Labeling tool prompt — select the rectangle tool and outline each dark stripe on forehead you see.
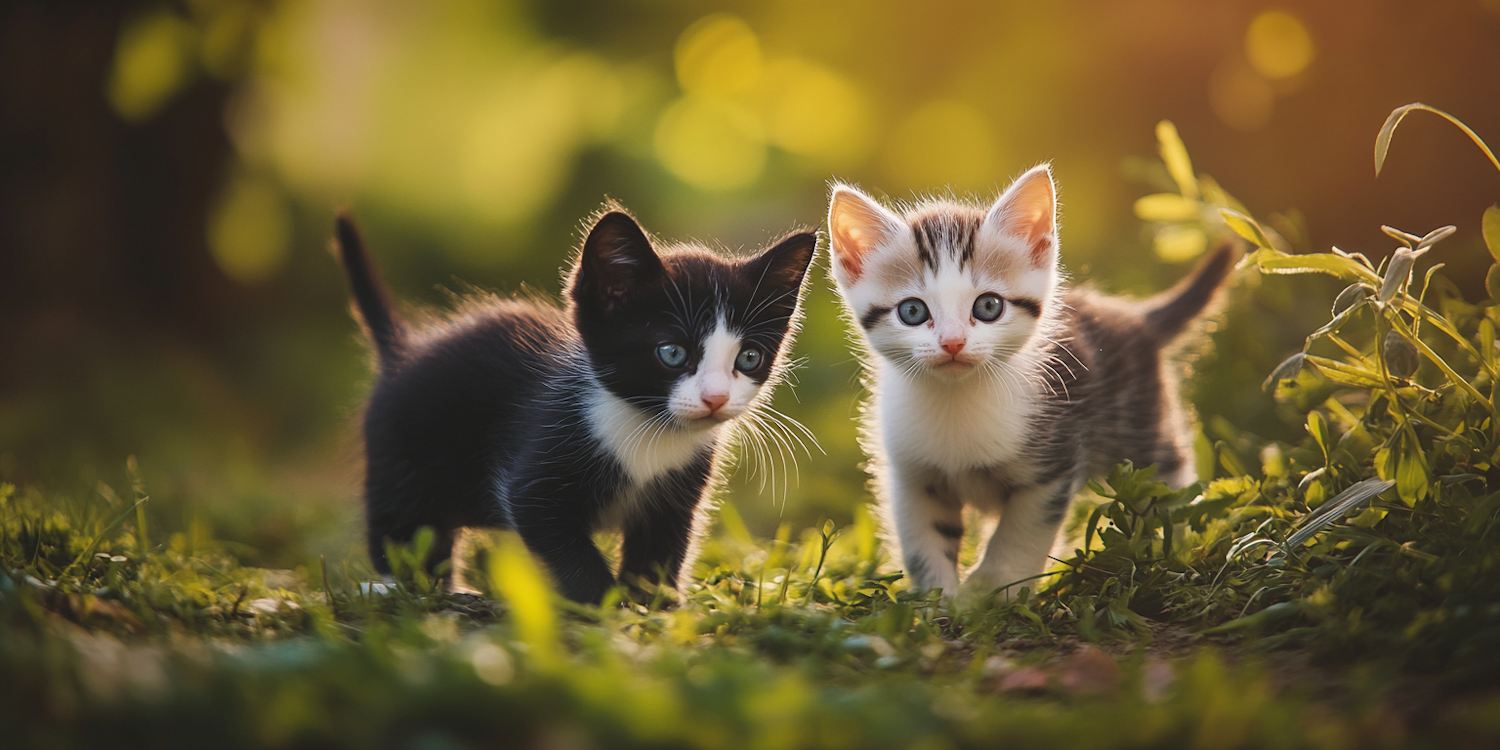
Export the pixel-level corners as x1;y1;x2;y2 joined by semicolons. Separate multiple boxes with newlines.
860;305;892;330
911;224;936;271
910;211;981;271
1009;296;1042;318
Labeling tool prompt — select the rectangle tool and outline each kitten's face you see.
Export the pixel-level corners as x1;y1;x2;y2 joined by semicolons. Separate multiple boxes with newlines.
571;211;816;429
827;166;1059;381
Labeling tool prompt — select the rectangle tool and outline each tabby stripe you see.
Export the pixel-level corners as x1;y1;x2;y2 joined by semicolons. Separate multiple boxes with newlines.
933;522;964;540
860;305;892;329
1008;297;1042;318
912;225;936;270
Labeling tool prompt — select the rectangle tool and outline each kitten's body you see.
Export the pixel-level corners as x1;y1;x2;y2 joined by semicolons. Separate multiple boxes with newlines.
337;211;815;603
827;167;1232;600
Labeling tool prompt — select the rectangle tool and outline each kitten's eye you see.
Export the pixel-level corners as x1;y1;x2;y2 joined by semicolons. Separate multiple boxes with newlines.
656;343;688;368
735;347;764;373
896;298;930;326
973;293;1004;322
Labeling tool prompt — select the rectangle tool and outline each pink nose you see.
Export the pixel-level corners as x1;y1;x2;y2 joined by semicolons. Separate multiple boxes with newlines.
941;339;966;356
702;394;728;412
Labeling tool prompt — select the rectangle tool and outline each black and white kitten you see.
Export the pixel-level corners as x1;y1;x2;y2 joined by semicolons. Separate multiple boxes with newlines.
826;165;1233;601
335;210;816;603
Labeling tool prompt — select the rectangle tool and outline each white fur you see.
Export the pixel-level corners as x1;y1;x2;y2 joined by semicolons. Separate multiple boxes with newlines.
587;385;721;484
829;166;1071;604
585;317;766;485
665;317;760;423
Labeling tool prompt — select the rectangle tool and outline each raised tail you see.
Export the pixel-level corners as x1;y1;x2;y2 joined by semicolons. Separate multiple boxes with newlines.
335;212;406;367
1142;240;1238;341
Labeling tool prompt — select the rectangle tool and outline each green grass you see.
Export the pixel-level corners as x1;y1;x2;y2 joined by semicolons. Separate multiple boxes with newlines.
8;113;1500;748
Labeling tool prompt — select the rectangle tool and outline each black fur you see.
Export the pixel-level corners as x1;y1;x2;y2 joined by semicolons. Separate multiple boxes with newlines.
337;210;816;603
336;214;407;367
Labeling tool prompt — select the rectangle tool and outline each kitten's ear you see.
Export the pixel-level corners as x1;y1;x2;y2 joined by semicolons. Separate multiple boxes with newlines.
573;211;665;311
985;165;1057;268
828;185;903;283
746;231;818;294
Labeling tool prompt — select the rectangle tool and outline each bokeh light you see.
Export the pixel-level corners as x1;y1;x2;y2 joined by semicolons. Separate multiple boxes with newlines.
763;58;873;167
1246;10;1315;80
674;13;762;97
208;173;292;285
655;94;767;191
108;11;196;122
1209;57;1275;132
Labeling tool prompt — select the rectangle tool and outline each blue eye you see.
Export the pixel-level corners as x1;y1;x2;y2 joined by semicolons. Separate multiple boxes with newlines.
735;347;763;372
973;293;1004;322
657;343;688;368
897;298;929;326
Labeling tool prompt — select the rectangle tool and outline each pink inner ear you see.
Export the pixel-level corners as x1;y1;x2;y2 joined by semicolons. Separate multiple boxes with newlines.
991;168;1056;269
830;190;899;282
837;250;863;279
1028;232;1055;268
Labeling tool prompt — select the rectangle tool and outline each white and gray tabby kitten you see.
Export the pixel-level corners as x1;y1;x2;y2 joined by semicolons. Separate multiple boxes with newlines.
826;165;1233;601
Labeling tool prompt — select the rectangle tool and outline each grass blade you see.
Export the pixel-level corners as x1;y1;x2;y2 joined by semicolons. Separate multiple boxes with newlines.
1375;103;1500;176
1285;478;1394;549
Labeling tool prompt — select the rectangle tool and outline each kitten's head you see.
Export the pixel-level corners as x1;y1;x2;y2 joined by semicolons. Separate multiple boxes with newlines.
827;165;1059;381
569;209;817;429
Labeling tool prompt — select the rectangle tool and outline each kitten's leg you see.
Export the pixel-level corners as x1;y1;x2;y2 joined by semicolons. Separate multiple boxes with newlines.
964;473;1082;602
619;458;714;597
887;461;964;598
507;487;616;604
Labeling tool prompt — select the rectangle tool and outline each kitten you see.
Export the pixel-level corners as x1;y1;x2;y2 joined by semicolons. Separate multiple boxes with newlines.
826;165;1233;601
335;209;816;603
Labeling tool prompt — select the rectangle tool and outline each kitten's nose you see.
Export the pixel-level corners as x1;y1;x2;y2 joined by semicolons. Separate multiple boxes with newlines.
702;393;728;413
940;338;966;356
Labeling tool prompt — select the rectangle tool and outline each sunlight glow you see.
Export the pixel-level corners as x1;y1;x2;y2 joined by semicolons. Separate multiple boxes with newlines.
655;95;767;191
1246;11;1315;80
883;100;996;191
764;58;873;167
108;11;196;122
674;13;762;96
208;174;291;285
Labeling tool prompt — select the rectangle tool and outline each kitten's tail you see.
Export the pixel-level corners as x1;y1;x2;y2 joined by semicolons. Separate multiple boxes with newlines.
1142;240;1239;342
335;212;407;367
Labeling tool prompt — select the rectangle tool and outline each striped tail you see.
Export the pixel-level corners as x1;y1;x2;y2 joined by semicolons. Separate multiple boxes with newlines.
1142;240;1238;342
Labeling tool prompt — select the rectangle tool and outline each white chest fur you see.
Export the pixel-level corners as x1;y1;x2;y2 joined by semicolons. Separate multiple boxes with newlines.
875;360;1038;475
586;387;720;484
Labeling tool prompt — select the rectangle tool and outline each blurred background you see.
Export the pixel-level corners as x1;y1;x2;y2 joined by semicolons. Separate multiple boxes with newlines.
3;0;1498;570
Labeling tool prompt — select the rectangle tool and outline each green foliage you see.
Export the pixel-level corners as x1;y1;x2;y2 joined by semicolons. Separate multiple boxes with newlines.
6;475;1500;749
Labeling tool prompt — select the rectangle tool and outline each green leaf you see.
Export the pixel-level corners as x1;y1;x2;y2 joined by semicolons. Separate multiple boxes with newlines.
1484;205;1500;263
1200;601;1304;634
1304;355;1384;389
1255;251;1379;282
1374;103;1500;176
1156;120;1199;200
1307;411;1330;462
1395;433;1429;506
1220;209;1273;249
1263;352;1308;391
1134;193;1200;221
1284;478;1394;549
